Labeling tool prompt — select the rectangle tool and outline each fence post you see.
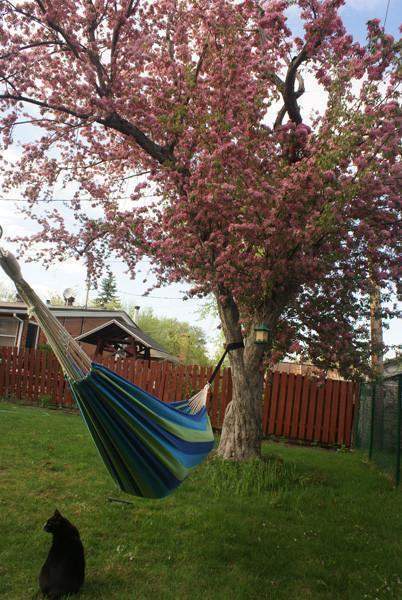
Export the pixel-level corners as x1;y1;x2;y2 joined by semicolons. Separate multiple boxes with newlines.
395;374;402;487
369;381;376;460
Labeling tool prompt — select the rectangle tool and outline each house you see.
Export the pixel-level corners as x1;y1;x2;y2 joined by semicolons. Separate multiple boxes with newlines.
0;301;177;363
272;361;344;380
383;355;402;381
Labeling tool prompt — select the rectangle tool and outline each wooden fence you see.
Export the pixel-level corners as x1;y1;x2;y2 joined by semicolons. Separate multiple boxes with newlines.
0;347;359;447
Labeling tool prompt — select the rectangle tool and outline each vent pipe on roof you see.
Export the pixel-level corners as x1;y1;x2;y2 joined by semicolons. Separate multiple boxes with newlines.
133;306;140;322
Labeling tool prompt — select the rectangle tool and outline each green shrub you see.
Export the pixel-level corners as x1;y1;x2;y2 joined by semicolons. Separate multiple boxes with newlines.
39;394;55;408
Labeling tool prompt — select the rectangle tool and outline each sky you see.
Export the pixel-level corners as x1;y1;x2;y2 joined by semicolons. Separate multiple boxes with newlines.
0;0;400;358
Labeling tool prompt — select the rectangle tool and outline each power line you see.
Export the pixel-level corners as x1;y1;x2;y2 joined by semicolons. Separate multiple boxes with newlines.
383;0;391;29
0;195;157;203
118;289;197;301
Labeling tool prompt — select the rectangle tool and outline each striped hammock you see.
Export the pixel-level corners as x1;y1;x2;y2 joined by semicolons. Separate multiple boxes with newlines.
0;248;214;498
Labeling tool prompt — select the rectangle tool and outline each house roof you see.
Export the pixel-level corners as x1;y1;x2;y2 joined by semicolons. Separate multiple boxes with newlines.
0;301;135;327
76;319;178;363
384;356;402;379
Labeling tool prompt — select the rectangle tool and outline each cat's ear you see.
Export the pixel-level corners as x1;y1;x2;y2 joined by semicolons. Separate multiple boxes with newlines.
54;509;61;517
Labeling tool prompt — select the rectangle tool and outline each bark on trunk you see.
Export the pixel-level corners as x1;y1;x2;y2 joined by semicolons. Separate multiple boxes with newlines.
214;294;268;460
370;281;384;378
217;353;265;459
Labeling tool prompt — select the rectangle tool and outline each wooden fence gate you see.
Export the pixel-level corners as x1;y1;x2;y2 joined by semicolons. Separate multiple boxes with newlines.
0;348;358;447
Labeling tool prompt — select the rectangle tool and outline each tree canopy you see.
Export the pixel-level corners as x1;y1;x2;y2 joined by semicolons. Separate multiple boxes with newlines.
0;281;17;302
134;307;210;366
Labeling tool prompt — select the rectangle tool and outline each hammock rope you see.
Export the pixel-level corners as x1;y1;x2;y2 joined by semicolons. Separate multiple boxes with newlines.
0;244;243;498
0;248;91;382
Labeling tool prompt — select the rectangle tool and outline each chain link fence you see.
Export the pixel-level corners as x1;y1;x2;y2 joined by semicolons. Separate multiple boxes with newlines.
355;375;402;485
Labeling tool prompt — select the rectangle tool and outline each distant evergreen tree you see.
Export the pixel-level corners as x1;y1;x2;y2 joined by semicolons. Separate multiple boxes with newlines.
94;273;121;309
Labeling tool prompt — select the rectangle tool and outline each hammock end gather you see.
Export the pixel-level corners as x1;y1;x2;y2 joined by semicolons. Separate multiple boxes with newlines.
0;247;23;283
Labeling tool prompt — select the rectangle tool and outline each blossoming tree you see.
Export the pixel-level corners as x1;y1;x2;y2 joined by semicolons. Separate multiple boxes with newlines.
0;0;400;459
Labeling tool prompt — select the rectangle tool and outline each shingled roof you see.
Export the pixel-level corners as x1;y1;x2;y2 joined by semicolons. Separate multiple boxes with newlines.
76;319;178;363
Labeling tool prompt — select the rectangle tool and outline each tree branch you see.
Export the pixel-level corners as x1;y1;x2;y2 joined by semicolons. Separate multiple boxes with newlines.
33;0;83;58
0;93;175;167
99;112;174;165
0;93;93;119
0;41;66;60
274;105;287;129
110;0;140;83
282;47;308;124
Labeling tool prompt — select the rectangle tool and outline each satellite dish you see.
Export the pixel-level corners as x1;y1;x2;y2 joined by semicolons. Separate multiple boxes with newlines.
63;288;76;300
63;288;76;306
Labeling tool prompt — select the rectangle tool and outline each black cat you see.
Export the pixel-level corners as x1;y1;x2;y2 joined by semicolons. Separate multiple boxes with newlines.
39;509;85;599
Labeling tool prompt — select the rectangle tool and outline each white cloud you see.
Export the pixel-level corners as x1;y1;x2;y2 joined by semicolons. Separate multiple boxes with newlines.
343;0;383;9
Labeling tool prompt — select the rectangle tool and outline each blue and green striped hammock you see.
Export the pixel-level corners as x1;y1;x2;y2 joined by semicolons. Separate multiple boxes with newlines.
0;246;240;498
70;363;214;498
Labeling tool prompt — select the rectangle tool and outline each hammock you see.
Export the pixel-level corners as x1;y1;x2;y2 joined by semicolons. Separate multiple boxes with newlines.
0;245;242;498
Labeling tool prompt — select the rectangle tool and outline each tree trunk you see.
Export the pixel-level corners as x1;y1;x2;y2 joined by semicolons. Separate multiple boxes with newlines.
214;294;267;460
217;349;265;459
370;281;384;378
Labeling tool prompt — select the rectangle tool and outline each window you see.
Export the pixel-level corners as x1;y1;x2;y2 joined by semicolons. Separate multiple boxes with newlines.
0;317;19;347
26;322;39;349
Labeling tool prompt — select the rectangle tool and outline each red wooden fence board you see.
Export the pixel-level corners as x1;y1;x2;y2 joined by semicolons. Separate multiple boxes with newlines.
267;372;281;435
282;374;294;438
9;348;15;398
344;383;357;447
321;380;332;444
305;382;317;442
4;347;11;398
329;380;340;445
298;378;310;440
337;381;347;445
314;385;325;443
211;373;220;427
290;375;303;440
262;374;271;434
276;373;288;437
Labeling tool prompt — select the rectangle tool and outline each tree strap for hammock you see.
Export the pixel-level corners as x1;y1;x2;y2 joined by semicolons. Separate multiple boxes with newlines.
208;341;244;385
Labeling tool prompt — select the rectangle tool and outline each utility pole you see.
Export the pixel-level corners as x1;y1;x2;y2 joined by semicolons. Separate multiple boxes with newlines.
84;263;91;309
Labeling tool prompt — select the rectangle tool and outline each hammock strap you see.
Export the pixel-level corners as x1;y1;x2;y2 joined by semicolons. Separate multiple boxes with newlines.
208;341;244;385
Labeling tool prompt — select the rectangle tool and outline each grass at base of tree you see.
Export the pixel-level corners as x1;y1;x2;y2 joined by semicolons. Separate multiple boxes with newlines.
1;402;402;600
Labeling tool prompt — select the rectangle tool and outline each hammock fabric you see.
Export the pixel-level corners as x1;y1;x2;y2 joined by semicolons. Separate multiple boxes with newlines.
70;364;214;498
0;246;219;499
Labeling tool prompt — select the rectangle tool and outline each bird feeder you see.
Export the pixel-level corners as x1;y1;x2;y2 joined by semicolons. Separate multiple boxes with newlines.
254;323;269;345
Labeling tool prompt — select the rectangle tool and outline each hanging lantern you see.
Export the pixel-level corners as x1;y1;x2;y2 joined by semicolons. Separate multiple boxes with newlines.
254;323;269;345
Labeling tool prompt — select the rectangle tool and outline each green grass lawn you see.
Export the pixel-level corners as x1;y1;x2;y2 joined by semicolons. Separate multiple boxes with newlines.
1;403;402;600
